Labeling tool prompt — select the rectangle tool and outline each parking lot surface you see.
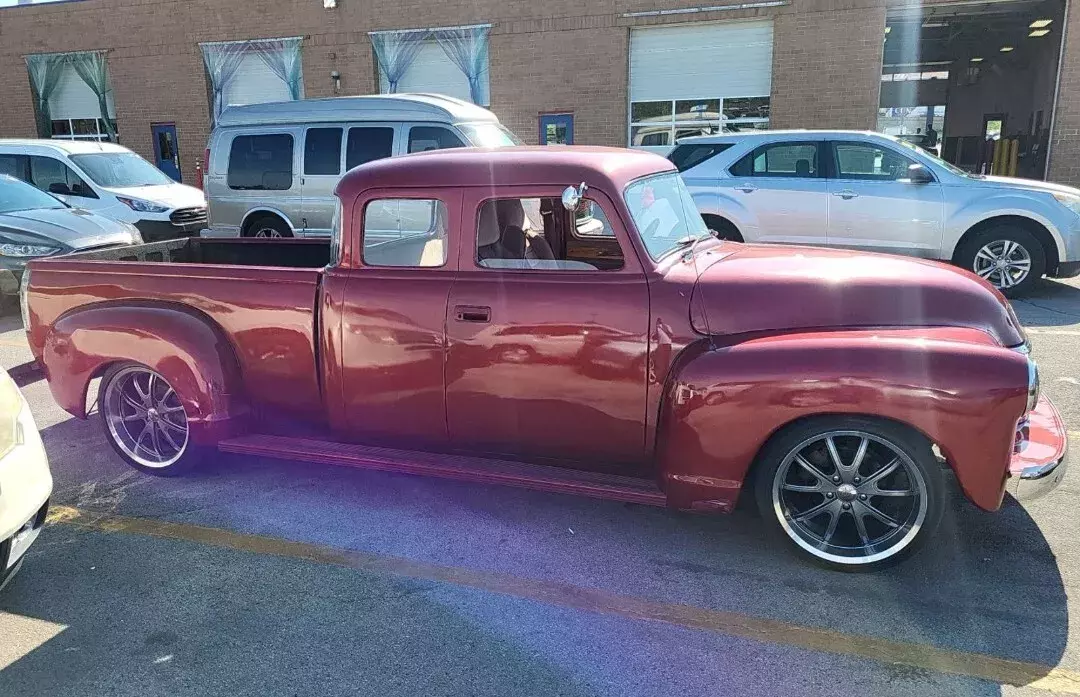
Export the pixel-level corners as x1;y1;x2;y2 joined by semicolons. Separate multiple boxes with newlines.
2;277;1079;697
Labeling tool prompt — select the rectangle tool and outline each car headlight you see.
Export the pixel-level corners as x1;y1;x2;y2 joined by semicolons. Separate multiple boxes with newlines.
0;368;26;460
0;242;60;258
125;223;144;244
1052;191;1080;215
117;197;169;214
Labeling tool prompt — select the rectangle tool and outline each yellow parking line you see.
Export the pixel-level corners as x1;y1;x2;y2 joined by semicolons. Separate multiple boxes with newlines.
45;505;1080;694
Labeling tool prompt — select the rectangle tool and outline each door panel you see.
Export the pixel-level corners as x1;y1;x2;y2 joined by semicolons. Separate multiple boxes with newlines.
151;124;182;182
300;126;343;237
825;141;944;256
726;140;827;246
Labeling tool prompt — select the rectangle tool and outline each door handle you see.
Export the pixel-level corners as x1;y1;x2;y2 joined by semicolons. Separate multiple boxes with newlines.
833;190;859;200
454;305;491;323
736;183;757;193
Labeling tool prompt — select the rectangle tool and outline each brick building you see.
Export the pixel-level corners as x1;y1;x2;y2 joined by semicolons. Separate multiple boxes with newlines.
0;0;1074;185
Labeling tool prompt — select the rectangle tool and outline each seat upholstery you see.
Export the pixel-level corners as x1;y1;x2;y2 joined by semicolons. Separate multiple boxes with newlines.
795;159;811;177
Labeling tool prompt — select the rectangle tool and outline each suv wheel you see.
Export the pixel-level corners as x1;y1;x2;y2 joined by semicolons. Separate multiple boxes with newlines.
957;226;1045;297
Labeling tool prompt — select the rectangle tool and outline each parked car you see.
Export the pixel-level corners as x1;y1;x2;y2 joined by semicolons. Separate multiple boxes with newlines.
203;94;521;239
0;365;52;591
0;174;141;303
24;147;1067;570
0;140;206;241
672;130;1080;296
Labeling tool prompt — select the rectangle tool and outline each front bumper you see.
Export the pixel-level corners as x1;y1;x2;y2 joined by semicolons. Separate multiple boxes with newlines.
134;219;201;242
1052;260;1080;279
0;500;49;591
1008;395;1069;501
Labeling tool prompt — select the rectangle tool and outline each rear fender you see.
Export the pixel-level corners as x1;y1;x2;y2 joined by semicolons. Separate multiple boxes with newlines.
656;329;1029;512
42;302;248;445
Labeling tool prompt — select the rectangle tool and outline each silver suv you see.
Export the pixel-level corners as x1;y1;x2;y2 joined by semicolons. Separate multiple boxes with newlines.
673;130;1080;296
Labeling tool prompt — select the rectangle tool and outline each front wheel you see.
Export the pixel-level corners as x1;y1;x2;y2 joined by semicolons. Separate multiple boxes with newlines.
754;417;944;571
99;363;201;476
956;226;1045;297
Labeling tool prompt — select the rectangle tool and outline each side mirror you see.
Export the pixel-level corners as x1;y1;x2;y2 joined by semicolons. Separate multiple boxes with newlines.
562;182;588;211
907;164;934;184
48;182;71;195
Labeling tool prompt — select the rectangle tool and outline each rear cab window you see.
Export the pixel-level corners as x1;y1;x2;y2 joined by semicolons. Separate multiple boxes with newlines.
228;133;295;191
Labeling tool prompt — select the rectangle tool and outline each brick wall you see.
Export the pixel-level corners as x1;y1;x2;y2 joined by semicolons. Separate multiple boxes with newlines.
1048;1;1078;184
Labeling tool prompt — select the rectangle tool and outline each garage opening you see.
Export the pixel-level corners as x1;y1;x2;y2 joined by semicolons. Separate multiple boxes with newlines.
879;0;1065;180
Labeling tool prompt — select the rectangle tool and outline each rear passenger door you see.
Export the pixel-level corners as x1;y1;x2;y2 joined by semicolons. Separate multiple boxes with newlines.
300;125;344;236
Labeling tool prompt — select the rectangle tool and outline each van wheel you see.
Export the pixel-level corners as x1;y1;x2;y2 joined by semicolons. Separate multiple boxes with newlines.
99;363;202;476
245;215;292;239
956;226;1045;297
754;417;944;571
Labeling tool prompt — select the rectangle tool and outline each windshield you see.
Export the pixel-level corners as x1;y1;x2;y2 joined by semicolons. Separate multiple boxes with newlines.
624;172;709;261
0;175;66;213
457;123;522;148
69;152;174;188
894;138;974;178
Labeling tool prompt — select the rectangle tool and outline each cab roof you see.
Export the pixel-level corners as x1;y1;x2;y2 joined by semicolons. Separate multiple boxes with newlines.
337;146;676;198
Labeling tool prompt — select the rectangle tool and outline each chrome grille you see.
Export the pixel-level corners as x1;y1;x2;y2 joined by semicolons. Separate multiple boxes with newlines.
170;207;208;227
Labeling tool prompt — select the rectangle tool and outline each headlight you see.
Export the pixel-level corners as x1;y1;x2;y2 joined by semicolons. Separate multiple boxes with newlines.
125;223;144;244
1052;191;1080;215
0;368;26;460
0;243;60;257
117;197;169;214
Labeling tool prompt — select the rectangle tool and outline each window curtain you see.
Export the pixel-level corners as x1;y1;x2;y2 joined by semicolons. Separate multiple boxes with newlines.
200;41;250;123
68;51;117;141
432;26;490;105
251;37;304;101
24;53;68;138
369;29;429;93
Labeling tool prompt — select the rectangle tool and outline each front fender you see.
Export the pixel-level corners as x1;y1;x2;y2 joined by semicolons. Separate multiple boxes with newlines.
656;328;1029;512
945;195;1068;260
686;181;759;240
42;302;248;445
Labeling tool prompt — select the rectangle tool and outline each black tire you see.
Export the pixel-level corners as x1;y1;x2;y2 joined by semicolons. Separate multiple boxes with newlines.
702;215;743;242
753;416;945;572
244;214;293;239
955;225;1045;298
98;362;203;476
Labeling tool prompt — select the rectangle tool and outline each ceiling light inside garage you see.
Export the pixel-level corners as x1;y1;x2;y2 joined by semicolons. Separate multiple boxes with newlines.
970;57;984;63
1029;28;1051;36
1000;46;1014;52
1029;19;1053;28
922;21;948;28
885;26;891;34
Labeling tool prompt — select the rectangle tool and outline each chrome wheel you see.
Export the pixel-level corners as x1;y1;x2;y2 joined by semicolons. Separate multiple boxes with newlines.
253;227;283;238
772;431;928;565
102;366;189;469
973;239;1032;290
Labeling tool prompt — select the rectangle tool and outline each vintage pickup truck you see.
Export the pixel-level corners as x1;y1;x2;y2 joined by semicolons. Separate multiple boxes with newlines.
23;146;1068;570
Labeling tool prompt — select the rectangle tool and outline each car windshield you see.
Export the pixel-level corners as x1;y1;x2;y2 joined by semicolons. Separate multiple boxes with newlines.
624;171;709;261
69;152;174;188
894;138;974;178
457;123;522;147
0;175;66;213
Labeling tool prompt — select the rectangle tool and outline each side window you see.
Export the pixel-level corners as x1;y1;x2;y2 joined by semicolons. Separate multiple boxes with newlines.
668;143;732;173
730;142;818;178
833;142;918;181
363;198;447;268
408;126;465;154
477;197;623;271
227;134;294;191
29;156;95;197
304;128;342;176
0;155;29;181
346;127;394;170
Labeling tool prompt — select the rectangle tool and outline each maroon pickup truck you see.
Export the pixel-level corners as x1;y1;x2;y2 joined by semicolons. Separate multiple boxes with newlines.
23;146;1068;570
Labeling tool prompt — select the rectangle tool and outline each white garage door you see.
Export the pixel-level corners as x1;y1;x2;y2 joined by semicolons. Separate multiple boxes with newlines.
224;52;294;108
629;20;774;153
49;65;116;140
387;40;484;105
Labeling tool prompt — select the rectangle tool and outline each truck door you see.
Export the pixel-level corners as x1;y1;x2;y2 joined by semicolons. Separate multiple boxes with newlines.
337;188;460;448
444;187;651;473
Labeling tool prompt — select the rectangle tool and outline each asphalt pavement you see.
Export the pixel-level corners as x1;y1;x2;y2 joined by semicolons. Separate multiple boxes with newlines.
1;276;1079;697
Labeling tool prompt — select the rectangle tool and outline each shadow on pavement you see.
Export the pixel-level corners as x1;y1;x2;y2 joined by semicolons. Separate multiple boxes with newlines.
1012;279;1080;327
1;414;1068;696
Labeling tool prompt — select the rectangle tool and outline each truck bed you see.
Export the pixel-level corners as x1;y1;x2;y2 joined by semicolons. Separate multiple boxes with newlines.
25;238;331;421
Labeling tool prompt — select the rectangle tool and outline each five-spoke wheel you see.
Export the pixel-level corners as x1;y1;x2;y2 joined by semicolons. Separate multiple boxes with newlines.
755;418;944;570
99;363;199;475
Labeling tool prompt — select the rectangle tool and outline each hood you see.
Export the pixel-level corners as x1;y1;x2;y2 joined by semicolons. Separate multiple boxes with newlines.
978;175;1080;198
101;183;206;209
689;244;1025;347
0;207;139;249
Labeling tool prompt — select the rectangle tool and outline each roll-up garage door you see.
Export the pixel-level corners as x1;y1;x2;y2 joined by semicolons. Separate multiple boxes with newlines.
50;65;116;120
629;20;774;152
390;40;478;104
224;52;294;107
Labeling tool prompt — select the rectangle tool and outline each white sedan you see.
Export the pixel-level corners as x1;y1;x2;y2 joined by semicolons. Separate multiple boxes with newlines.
0;367;52;591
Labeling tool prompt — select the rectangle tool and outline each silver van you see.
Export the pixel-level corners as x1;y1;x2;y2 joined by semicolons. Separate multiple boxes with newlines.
203;94;520;238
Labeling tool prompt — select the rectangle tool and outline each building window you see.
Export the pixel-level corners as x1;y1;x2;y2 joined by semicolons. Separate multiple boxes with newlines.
50;118;119;142
370;25;491;106
629;97;770;150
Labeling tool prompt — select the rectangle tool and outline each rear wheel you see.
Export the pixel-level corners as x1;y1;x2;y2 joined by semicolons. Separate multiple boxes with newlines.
99;363;201;476
754;417;944;571
956;226;1045;297
244;215;292;239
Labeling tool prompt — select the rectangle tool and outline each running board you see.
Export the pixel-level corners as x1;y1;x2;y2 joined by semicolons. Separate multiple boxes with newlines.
218;434;668;507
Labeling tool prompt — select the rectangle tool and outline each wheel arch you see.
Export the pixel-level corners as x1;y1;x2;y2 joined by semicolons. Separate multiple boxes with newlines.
952;214;1060;273
701;213;744;242
240;207;296;237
